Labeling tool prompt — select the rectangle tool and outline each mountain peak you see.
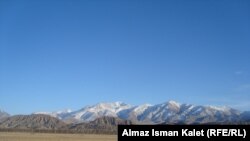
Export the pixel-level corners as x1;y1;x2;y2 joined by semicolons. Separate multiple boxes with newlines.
91;102;132;113
167;100;181;106
95;102;130;108
57;109;72;113
133;104;152;113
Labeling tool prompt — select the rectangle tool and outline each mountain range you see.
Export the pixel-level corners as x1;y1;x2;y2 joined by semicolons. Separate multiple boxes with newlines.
1;101;250;134
33;100;249;124
1;100;250;133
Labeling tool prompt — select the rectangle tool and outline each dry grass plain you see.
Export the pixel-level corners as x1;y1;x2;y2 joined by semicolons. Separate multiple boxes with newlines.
0;132;116;141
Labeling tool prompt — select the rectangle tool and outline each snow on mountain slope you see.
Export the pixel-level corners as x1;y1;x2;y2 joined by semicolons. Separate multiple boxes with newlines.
34;101;247;124
34;109;72;119
67;102;132;122
136;101;181;123
117;104;152;121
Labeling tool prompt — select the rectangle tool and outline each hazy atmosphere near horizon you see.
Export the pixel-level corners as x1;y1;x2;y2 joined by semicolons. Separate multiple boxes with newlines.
0;0;250;115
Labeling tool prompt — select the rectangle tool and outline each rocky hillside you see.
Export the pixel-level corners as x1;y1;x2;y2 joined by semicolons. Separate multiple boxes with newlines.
68;116;132;134
0;114;67;130
0;115;131;134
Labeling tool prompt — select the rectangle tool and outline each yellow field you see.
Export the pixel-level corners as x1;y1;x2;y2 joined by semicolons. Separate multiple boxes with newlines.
0;132;116;141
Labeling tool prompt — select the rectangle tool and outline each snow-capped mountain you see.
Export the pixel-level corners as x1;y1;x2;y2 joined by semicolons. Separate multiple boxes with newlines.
34;101;249;124
117;104;152;121
34;109;72;120
35;102;132;123
64;102;132;122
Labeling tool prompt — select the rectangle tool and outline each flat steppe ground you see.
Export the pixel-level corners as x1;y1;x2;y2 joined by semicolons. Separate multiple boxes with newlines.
0;132;116;141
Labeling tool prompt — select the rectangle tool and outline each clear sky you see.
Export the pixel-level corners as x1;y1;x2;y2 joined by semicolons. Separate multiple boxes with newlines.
0;0;250;115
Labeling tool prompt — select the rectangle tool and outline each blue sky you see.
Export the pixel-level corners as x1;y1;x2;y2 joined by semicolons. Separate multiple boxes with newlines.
0;0;250;115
